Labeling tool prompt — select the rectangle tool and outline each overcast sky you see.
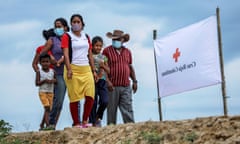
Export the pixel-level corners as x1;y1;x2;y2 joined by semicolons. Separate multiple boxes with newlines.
0;0;239;132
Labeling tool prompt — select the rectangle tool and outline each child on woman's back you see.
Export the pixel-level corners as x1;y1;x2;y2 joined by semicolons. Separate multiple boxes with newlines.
89;36;110;127
35;53;57;130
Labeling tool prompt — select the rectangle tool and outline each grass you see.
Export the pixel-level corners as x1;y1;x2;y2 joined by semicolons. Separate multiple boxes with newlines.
184;131;198;142
0;119;41;144
140;131;162;144
121;139;132;144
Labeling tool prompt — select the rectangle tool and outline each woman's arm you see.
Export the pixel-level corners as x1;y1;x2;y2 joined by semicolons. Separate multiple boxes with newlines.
56;56;64;67
61;33;72;79
63;48;72;79
88;49;97;80
32;53;40;72
88;49;95;72
41;39;53;54
42;39;57;65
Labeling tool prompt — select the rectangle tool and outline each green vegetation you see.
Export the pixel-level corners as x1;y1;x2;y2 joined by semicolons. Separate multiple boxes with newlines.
184;131;198;142
121;139;132;144
140;131;162;144
0;119;12;139
0;119;41;144
0;139;39;144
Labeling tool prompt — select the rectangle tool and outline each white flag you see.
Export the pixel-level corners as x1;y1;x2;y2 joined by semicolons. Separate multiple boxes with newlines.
154;15;222;97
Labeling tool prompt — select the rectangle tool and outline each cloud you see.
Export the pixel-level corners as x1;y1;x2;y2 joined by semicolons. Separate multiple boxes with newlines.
0;60;47;131
0;61;38;112
0;20;46;62
0;20;42;38
224;58;240;114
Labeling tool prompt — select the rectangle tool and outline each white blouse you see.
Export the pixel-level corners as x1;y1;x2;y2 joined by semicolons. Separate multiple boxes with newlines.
68;31;90;66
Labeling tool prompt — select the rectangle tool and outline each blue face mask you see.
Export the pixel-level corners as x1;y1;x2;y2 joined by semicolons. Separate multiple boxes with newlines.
54;28;64;36
112;40;122;49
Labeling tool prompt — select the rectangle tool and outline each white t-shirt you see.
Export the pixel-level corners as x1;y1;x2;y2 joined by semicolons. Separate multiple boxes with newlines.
68;31;90;66
39;69;54;93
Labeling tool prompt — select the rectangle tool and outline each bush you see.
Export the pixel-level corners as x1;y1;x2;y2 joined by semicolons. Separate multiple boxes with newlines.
140;131;162;144
184;131;198;142
0;119;12;139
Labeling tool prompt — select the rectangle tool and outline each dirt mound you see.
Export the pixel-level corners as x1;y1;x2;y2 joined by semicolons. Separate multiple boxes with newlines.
4;115;240;144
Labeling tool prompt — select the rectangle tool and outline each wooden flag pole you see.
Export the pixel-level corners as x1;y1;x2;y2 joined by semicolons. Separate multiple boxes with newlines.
153;29;163;121
216;7;228;116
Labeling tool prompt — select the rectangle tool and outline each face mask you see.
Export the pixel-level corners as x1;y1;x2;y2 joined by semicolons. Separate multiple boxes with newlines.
54;28;64;36
112;40;122;49
71;24;81;32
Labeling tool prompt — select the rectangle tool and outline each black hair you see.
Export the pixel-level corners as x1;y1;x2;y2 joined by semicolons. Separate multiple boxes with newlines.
54;17;70;32
70;14;85;29
42;28;55;40
92;36;103;46
39;52;50;61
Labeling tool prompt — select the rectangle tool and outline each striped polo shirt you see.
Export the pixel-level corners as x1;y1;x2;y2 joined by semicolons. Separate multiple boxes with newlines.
103;46;132;86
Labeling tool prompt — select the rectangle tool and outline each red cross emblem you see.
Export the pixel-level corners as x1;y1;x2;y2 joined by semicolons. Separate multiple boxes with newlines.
173;48;180;62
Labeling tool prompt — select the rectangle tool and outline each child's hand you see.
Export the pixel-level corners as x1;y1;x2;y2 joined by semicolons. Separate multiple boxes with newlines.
93;71;98;82
45;79;54;84
99;60;104;68
56;62;61;67
45;79;51;84
51;59;57;66
107;80;114;91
